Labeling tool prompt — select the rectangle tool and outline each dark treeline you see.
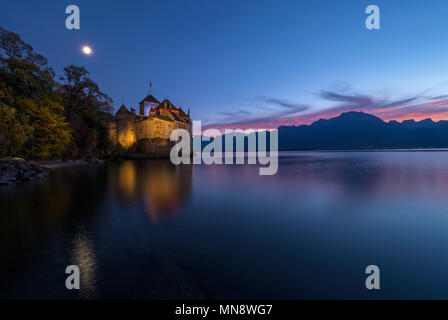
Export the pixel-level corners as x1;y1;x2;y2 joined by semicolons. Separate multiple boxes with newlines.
0;27;114;159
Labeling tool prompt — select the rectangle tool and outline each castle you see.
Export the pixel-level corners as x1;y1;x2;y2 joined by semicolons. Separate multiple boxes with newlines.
108;93;192;156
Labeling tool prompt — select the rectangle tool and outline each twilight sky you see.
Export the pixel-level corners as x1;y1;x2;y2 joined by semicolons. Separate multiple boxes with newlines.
2;0;448;129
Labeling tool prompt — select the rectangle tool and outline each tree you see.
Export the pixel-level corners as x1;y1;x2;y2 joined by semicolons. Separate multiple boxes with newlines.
22;98;71;159
0;27;71;159
0;103;31;157
60;65;114;158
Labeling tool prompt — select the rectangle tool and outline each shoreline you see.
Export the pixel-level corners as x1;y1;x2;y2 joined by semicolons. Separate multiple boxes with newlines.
35;159;104;169
0;158;105;185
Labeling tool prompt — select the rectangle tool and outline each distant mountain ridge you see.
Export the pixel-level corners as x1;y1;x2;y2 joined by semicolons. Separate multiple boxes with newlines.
278;111;448;150
200;111;448;151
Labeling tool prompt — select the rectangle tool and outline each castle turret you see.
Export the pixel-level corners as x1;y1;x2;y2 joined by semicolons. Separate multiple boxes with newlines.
114;104;137;149
116;104;131;119
139;95;160;116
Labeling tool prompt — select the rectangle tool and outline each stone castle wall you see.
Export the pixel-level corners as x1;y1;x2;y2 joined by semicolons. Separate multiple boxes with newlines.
109;116;191;156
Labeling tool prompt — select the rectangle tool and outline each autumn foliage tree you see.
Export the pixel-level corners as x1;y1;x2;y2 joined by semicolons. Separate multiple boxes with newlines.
0;27;114;160
59;65;114;158
0;27;71;159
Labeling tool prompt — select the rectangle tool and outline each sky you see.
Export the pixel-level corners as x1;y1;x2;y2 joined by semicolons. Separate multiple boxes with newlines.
2;0;448;130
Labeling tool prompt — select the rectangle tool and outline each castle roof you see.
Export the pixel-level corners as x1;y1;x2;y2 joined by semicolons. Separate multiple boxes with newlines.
159;99;177;110
178;107;187;117
116;104;130;115
139;94;160;105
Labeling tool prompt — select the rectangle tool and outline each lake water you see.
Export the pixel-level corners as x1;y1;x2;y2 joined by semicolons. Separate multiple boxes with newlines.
2;151;448;299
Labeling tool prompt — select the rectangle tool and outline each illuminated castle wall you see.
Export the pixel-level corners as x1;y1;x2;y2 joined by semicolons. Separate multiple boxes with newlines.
108;94;191;155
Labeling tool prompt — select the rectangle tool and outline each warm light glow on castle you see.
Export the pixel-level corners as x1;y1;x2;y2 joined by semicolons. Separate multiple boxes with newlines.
108;93;192;156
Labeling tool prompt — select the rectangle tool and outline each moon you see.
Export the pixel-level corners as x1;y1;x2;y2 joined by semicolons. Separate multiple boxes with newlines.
82;45;92;55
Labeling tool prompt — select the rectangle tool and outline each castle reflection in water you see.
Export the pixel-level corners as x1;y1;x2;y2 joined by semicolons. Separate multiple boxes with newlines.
109;160;193;223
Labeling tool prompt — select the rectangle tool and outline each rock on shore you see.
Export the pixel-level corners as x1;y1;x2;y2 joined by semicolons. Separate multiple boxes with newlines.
37;158;104;169
0;158;51;185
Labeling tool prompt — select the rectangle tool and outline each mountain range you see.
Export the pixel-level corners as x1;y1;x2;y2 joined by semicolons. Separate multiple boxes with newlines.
201;111;448;151
278;111;448;150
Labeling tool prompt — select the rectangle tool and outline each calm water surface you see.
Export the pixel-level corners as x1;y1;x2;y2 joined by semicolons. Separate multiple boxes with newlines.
2;151;448;299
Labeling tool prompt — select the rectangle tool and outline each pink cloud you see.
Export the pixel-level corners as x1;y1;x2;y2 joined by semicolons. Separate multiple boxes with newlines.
202;91;448;132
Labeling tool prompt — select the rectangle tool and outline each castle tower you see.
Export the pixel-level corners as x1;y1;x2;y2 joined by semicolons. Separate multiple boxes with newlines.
139;95;160;116
114;104;137;149
116;104;131;119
